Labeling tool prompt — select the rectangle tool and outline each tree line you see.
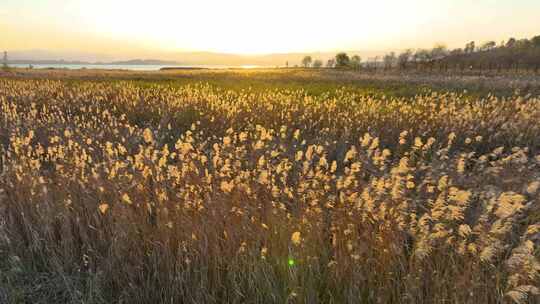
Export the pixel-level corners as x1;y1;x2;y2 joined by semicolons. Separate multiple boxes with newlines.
301;53;363;69
300;34;540;73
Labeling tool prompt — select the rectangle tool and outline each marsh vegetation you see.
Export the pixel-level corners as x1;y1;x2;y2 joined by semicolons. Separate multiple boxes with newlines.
0;71;539;303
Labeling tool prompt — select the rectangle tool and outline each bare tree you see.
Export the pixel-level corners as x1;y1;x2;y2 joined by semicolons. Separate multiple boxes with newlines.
2;51;7;69
431;44;448;60
401;34;540;73
312;59;323;68
326;58;335;68
301;56;312;68
350;55;361;70
532;35;540;48
480;41;496;51
414;49;431;69
335;52;350;68
398;49;412;70
464;41;475;54
506;38;517;48
383;52;396;70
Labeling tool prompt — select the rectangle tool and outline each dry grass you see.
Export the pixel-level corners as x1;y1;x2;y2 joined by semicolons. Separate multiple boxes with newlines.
2;67;540;96
0;78;539;303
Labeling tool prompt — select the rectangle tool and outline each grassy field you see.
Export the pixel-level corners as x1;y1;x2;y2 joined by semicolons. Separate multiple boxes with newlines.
1;69;540;303
3;67;540;97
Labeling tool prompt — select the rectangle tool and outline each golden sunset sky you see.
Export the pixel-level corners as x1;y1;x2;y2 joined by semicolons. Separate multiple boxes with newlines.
1;0;539;58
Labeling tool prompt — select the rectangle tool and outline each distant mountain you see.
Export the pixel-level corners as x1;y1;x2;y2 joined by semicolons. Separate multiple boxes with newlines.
7;49;118;62
161;51;387;66
6;50;389;67
108;59;181;65
10;59;90;65
9;58;182;66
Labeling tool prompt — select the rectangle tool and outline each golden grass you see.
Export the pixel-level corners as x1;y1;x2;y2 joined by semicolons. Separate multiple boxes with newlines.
3;67;540;97
0;78;539;303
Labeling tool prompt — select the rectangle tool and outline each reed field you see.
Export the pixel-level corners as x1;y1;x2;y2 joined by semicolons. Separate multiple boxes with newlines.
3;68;540;97
0;71;540;303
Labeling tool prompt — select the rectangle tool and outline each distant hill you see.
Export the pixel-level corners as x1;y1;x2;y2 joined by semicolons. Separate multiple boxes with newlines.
9;59;90;65
162;51;386;66
5;50;388;67
6;50;117;63
108;59;181;65
8;58;182;66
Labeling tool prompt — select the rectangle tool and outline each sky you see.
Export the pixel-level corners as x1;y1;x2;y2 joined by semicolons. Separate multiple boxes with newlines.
1;0;539;59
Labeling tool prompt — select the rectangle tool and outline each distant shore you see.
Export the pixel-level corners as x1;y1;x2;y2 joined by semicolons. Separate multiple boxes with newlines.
5;63;271;71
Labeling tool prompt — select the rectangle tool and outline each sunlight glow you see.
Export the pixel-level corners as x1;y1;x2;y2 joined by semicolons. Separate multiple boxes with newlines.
66;0;444;54
2;0;540;56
